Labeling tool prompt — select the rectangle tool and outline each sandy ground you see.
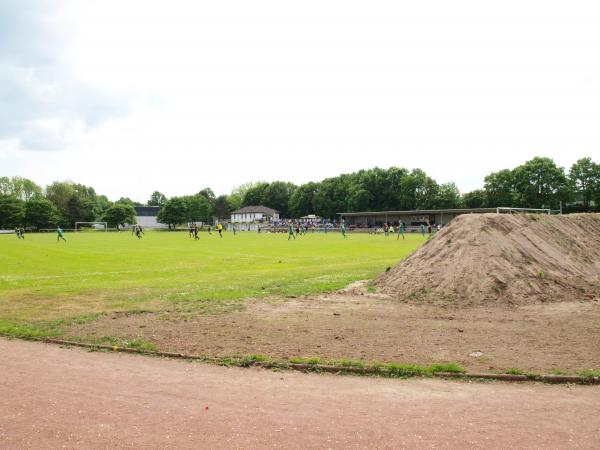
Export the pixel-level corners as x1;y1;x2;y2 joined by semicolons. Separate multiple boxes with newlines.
1;338;599;449
64;294;600;373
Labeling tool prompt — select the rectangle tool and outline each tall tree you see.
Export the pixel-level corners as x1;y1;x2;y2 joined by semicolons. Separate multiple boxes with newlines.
462;189;488;208
184;194;212;222
0;176;42;200
569;157;600;211
213;195;233;220
148;191;167;206
288;182;319;218
0;196;25;228
25;198;59;229
483;169;516;207
156;197;188;228
102;204;136;227
434;182;463;209
512;157;571;209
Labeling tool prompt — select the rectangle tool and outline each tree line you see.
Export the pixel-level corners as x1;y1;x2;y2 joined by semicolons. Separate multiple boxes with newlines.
1;156;599;229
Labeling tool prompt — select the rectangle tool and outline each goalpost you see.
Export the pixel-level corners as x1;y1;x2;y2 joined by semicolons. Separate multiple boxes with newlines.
75;222;108;232
496;207;551;215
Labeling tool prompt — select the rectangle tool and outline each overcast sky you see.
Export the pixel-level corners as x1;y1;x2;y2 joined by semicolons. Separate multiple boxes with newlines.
1;0;599;202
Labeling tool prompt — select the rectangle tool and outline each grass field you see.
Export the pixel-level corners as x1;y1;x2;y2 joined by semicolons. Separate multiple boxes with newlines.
0;230;423;337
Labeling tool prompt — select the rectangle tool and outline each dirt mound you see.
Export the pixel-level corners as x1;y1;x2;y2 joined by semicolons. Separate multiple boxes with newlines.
377;213;600;305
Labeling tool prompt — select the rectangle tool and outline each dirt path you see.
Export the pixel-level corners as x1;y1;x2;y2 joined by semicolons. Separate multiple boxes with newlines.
1;338;599;449
64;296;600;373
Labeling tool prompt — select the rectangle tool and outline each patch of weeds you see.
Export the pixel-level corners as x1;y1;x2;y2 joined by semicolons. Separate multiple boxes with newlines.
551;369;568;376
0;313;107;340
537;271;546;280
447;239;452;246
94;336;157;352
370;361;386;371
578;369;600;378
289;356;321;365
0;320;61;339
385;266;391;272
505;367;525;375
429;363;464;374
385;362;464;378
366;286;377;294
335;359;365;368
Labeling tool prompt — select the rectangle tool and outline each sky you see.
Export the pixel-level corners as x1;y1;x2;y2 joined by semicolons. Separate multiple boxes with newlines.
1;0;600;202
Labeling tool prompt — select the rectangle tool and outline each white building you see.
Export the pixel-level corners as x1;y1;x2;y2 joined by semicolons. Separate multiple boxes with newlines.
230;206;279;224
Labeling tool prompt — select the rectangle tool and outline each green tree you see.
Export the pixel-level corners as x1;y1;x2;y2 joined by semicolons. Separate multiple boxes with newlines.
433;182;463;209
0;176;42;200
462;189;488;208
259;181;296;217
228;182;257;210
25;198;59;229
45;181;76;215
0;195;25;228
96;195;113;215
213;195;233;220
116;197;143;207
156;197;188;228
288;182;319;218
148;191;167;206
242;182;270;207
569;157;600;211
399;169;439;210
483;169;516;207
102;204;137;227
512;157;570;209
184;194;211;222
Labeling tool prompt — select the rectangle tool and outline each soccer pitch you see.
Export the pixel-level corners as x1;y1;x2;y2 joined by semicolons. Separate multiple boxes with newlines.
0;231;423;334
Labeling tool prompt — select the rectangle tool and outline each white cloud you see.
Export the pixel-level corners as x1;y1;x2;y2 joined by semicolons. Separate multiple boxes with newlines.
1;0;600;201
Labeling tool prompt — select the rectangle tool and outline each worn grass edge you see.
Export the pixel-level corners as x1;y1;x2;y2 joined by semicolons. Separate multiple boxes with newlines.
3;334;598;385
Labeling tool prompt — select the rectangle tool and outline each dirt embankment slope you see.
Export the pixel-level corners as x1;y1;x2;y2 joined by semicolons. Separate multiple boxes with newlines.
377;213;600;305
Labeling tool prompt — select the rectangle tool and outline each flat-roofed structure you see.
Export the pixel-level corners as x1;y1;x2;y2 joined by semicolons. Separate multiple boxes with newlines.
338;208;497;228
134;206;168;229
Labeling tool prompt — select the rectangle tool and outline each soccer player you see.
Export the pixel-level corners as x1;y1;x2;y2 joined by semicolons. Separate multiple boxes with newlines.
56;226;67;242
135;224;144;239
207;224;212;235
341;222;347;238
420;223;426;237
15;227;21;239
287;222;295;240
217;223;223;238
193;223;199;240
397;221;405;240
188;223;194;238
19;226;25;239
232;223;237;236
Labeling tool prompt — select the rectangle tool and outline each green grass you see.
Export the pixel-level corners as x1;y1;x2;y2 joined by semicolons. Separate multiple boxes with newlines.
0;230;423;336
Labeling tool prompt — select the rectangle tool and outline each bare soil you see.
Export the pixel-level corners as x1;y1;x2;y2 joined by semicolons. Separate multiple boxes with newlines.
64;292;600;374
377;213;600;305
2;338;600;450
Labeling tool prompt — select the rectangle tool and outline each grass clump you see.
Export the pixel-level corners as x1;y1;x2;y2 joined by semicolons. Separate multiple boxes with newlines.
578;369;600;378
505;368;525;375
334;358;365;368
94;336;157;352
289;356;321;365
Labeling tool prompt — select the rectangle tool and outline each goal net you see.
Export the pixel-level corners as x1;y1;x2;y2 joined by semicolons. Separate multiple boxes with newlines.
75;222;108;231
496;207;551;215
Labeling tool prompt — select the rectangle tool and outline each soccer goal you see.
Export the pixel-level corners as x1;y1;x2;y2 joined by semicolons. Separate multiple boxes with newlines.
496;207;551;215
75;221;108;232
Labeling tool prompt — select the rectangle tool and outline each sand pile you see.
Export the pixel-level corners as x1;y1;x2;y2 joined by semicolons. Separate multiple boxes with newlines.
377;213;600;305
